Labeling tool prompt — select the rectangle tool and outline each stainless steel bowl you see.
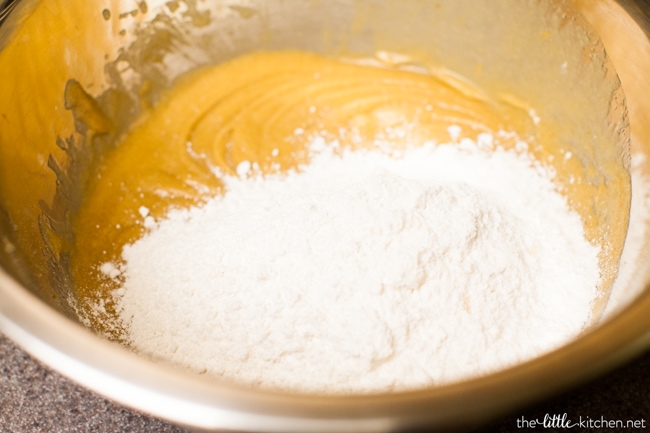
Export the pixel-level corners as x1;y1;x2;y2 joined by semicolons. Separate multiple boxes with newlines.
0;1;649;431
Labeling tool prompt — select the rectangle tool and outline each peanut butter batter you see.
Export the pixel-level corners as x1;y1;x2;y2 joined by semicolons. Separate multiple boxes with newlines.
68;50;622;332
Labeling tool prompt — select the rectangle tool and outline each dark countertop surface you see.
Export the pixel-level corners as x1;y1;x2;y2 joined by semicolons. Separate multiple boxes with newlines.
1;331;649;433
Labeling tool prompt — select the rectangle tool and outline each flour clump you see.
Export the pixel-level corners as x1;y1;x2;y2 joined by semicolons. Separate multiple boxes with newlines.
104;139;599;393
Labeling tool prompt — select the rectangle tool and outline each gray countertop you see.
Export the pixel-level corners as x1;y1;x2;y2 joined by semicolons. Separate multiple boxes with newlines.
1;331;649;432
0;333;184;433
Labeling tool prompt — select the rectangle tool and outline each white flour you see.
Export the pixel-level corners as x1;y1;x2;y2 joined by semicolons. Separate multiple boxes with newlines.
102;137;600;393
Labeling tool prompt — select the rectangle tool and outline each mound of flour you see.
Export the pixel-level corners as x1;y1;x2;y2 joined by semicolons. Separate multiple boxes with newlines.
102;138;599;393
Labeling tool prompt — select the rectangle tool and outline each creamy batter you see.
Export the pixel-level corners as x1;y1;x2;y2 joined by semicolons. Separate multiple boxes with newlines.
70;50;613;336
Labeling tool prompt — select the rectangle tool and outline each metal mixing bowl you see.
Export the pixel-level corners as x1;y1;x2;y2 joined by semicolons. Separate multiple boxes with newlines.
0;1;649;431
